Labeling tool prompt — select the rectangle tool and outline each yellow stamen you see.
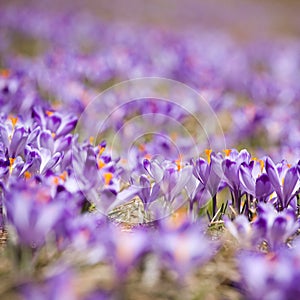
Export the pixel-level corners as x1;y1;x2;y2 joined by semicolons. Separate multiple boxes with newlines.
51;132;56;138
98;145;105;155
9;157;15;166
103;172;113;185
259;159;264;172
175;155;183;171
53;177;60;185
223;149;232;157
205;149;212;164
251;214;257;222
98;159;105;169
9;158;15;174
287;163;291;168
24;171;32;179
9;116;18;128
59;171;67;181
89;136;94;144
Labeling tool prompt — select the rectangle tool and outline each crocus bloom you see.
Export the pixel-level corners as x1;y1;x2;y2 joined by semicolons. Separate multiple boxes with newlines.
238;248;300;300
20;268;76;300
265;157;299;209
252;203;299;251
5;180;66;248
155;219;217;279
108;226;150;280
224;215;252;245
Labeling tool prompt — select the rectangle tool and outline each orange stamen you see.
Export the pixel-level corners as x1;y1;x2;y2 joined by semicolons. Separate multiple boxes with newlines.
98;159;105;169
103;172;113;185
175;155;183;171
53;177;60;185
9;116;18;128
24;171;32;179
59;171;67;181
223;149;232;157
98;146;105;155
0;69;10;78
46;110;54;116
89;136;94;144
205;149;212;164
259;159;264;172
9;157;15;166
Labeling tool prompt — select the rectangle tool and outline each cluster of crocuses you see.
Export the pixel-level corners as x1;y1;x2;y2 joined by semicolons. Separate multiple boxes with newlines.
1;4;300;162
0;2;300;299
0;101;299;298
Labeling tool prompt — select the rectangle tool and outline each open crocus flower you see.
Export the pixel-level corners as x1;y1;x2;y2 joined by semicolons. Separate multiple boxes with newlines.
144;156;192;204
252;203;299;251
32;106;77;138
20;144;63;176
155;219;217;279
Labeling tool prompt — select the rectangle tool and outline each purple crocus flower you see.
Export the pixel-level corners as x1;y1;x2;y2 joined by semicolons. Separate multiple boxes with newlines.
224;215;252;245
32;106;77;138
107;226;150;280
5;180;66;248
238;248;300;300
190;152;222;215
20;268;77;300
252;203;299;251
265;157;299;209
155;219;217;279
144;156;192;204
136;174;160;211
0;116;28;158
239;161;273;202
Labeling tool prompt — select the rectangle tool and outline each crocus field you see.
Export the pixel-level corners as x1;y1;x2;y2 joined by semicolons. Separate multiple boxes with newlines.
0;1;300;300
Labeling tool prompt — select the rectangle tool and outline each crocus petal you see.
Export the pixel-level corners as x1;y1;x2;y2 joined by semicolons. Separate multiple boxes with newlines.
265;157;283;201
9;126;27;157
38;130;54;153
239;164;255;195
255;174;273;199
283;166;298;207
